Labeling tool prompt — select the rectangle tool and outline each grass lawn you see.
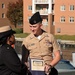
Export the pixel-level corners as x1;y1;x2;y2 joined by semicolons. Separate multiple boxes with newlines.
15;33;75;41
55;35;75;41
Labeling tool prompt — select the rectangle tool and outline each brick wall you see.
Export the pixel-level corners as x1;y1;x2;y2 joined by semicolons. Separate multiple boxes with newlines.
62;50;75;61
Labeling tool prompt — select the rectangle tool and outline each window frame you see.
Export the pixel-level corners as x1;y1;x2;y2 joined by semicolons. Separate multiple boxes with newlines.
69;17;74;23
28;5;32;10
2;13;5;18
2;3;5;8
60;5;65;11
69;5;74;11
60;16;65;23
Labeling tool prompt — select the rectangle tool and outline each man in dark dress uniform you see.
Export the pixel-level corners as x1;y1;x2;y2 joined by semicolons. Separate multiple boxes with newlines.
0;26;27;75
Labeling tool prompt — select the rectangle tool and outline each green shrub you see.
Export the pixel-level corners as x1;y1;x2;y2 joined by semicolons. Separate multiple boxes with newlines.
15;33;30;38
13;28;23;34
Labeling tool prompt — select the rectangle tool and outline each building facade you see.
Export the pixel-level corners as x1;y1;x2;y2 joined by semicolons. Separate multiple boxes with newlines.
0;0;22;28
23;0;75;35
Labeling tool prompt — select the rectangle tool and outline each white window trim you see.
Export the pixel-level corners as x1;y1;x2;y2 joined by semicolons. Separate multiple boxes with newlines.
28;5;32;11
60;5;65;11
2;13;5;18
2;3;5;8
69;17;74;23
69;5;74;11
60;16;65;23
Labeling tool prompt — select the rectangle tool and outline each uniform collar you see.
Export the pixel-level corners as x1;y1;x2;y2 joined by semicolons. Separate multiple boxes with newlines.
29;30;47;40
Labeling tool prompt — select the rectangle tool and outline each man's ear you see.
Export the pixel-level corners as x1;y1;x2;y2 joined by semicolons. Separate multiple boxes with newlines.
40;23;42;28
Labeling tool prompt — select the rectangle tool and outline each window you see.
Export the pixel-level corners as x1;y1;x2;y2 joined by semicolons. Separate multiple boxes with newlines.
2;13;5;18
52;21;55;25
70;5;74;11
57;28;61;33
60;5;65;11
69;17;74;23
2;3;5;8
28;16;31;21
28;5;32;10
28;16;31;20
60;16;65;22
